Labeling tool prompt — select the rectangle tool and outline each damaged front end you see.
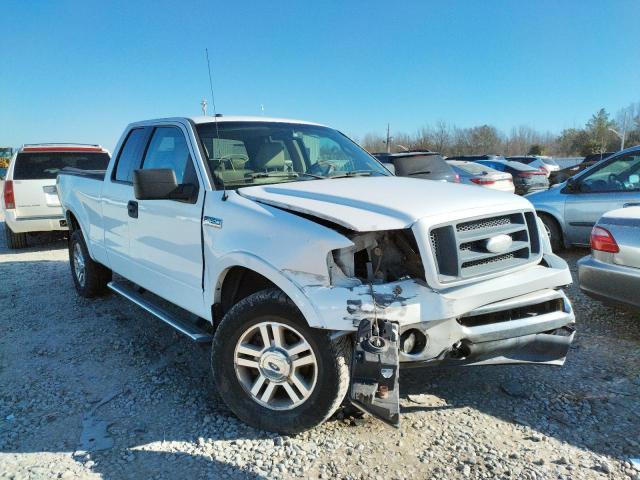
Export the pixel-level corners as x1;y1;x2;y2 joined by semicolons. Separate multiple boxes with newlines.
322;227;575;427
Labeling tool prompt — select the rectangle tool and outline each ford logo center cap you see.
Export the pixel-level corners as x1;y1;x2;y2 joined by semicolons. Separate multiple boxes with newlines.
485;234;513;254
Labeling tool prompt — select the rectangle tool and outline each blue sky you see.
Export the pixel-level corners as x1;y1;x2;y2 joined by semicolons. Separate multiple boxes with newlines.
2;0;639;150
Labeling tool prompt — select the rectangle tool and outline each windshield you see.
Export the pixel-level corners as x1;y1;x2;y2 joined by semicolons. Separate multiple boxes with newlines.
195;121;390;187
391;154;453;177
504;160;539;172
540;157;559;166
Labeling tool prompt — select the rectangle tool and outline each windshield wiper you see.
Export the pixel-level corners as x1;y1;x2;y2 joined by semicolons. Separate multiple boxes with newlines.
329;171;376;179
297;172;326;179
247;172;300;179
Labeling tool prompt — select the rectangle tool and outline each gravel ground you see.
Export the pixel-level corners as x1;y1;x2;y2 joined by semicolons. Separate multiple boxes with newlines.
0;216;639;480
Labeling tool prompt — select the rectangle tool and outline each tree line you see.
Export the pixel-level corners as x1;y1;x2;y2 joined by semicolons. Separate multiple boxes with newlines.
357;101;640;157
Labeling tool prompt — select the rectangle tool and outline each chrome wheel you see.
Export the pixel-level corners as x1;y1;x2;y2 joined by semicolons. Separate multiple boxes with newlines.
234;321;318;410
73;242;86;287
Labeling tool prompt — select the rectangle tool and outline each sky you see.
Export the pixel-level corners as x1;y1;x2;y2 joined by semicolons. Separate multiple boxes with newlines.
2;0;639;151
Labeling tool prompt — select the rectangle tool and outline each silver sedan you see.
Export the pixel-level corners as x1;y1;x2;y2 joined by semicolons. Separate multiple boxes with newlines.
578;206;640;310
528;146;640;251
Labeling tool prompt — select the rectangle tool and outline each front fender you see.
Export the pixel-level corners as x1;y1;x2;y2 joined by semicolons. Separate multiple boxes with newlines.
206;252;329;329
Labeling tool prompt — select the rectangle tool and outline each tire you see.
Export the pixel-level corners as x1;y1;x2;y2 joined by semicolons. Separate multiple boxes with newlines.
211;288;351;434
69;230;112;298
539;213;563;252
4;223;28;249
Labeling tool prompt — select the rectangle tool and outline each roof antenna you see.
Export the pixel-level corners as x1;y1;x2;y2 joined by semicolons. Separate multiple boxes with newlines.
205;48;227;200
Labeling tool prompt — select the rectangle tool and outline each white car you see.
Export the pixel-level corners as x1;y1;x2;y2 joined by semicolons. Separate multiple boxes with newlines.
2;144;110;248
507;156;560;177
57;116;575;433
447;160;515;193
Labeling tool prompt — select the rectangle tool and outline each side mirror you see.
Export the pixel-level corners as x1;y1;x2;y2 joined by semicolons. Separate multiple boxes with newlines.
133;169;196;201
383;163;396;175
563;177;578;193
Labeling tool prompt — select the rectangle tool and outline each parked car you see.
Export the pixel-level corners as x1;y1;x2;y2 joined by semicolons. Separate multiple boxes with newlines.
2;144;110;248
447;155;549;195
578;206;640;310
373;151;459;183
57;115;575;434
0;167;6;180
550;152;615;185
446;160;515;193
528;146;640;250
506;156;560;178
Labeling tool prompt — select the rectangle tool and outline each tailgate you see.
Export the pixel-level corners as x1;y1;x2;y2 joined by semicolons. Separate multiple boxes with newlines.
13;179;61;218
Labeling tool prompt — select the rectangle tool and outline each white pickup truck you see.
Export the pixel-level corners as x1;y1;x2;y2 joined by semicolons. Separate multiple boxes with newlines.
57;116;576;433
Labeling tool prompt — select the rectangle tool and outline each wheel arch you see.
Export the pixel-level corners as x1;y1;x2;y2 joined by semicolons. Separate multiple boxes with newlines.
65;209;96;259
209;255;325;329
536;210;566;248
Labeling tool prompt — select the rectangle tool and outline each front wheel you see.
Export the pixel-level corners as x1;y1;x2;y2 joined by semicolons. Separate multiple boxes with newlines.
539;214;563;252
211;288;351;434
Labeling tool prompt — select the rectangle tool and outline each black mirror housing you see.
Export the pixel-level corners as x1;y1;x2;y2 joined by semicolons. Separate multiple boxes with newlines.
563;177;578;193
133;169;195;201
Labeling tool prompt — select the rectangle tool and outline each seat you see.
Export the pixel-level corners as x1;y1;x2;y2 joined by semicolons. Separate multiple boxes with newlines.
253;142;286;172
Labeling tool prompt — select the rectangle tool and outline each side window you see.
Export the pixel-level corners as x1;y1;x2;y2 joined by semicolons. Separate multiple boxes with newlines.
580;153;640;193
142;127;195;184
114;128;148;183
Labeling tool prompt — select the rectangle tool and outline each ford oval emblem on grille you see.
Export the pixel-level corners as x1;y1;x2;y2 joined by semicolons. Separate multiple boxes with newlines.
485;234;513;254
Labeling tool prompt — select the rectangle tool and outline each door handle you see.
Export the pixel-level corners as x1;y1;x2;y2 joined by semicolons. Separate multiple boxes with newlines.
127;200;138;218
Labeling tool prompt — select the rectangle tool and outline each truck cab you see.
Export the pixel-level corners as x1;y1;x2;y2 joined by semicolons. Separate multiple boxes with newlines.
57;116;575;433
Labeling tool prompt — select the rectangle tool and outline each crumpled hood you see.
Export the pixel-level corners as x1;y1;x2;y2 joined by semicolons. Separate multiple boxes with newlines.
238;176;533;231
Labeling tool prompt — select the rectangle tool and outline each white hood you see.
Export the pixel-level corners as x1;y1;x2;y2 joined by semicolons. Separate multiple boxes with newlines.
238;177;532;231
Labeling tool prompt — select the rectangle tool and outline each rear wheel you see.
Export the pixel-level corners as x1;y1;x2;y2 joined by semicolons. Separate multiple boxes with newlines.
4;223;28;249
211;288;351;434
539;214;563;251
69;230;112;297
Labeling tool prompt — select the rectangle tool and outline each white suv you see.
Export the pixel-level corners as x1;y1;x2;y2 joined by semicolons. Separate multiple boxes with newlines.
2;144;110;248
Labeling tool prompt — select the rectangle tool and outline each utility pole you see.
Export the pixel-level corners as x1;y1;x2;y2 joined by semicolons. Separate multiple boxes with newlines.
386;123;392;153
608;111;627;151
200;98;208;116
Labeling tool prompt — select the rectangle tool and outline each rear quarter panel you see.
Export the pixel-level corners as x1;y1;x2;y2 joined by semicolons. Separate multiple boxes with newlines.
57;173;107;264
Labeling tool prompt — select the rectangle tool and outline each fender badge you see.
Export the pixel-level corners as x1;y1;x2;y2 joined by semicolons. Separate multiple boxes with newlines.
203;216;223;228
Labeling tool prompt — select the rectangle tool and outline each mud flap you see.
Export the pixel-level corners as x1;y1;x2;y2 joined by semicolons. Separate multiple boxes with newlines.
349;319;400;427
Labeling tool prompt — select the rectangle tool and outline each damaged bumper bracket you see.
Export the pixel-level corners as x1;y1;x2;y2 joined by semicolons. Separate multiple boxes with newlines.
349;319;400;427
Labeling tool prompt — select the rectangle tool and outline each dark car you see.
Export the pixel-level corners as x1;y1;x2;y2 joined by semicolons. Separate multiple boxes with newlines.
373;151;459;183
550;152;616;185
447;155;549;195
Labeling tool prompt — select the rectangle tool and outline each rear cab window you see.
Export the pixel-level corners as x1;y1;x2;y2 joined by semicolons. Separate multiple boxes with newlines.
13;151;110;180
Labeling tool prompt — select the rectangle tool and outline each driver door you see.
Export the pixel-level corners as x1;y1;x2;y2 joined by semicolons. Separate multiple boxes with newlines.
127;125;207;317
564;152;640;245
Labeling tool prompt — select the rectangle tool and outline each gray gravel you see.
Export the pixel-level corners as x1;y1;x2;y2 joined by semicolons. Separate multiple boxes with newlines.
0;216;639;480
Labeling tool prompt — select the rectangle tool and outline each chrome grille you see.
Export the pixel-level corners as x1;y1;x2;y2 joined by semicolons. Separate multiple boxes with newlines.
429;211;541;283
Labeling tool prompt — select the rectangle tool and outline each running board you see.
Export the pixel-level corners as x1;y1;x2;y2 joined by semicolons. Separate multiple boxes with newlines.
107;281;213;343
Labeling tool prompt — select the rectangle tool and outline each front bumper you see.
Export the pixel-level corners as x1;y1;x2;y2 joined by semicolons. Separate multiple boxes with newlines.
578;255;640;310
398;288;575;366
304;253;575;366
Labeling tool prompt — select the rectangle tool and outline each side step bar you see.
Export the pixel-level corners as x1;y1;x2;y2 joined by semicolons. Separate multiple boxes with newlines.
108;281;213;343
